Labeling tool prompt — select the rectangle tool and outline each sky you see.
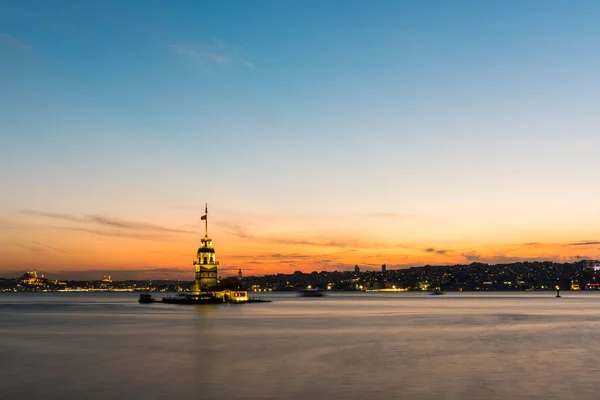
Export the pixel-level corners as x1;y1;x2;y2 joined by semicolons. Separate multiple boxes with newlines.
2;0;600;280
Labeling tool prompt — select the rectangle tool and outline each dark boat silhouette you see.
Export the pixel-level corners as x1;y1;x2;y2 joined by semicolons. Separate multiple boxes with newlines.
138;293;157;303
162;293;222;304
153;292;271;304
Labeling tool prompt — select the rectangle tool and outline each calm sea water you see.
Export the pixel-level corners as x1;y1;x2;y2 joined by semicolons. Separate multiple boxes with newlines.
2;291;600;399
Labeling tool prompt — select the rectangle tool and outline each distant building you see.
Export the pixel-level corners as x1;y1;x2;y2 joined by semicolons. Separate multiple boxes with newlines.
102;275;112;283
19;270;45;286
382;264;387;273
238;269;243;280
354;265;360;274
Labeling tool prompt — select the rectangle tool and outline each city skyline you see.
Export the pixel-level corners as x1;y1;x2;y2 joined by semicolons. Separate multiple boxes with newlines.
2;1;600;279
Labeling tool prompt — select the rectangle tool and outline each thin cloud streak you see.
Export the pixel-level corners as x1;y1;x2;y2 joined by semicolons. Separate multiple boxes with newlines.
569;241;600;246
55;226;166;241
19;210;194;235
28;240;75;255
0;32;33;55
225;253;312;260
423;247;449;255
19;210;80;222
87;215;192;234
225;227;376;249
217;219;384;249
169;39;254;69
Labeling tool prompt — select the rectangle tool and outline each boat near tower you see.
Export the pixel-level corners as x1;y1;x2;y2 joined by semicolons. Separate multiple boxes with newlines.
140;204;269;305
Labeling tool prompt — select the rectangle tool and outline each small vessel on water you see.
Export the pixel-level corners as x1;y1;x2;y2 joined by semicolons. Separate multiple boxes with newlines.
138;293;157;303
162;293;222;304
429;288;445;296
139;291;270;305
299;288;326;297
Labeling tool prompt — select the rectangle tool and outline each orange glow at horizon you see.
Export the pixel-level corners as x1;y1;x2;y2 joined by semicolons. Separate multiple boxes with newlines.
1;208;600;280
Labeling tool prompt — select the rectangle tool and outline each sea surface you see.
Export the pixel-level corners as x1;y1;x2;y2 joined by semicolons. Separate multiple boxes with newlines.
2;291;600;399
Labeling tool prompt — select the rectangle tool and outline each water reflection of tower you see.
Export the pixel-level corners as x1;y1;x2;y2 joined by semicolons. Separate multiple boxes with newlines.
190;204;219;294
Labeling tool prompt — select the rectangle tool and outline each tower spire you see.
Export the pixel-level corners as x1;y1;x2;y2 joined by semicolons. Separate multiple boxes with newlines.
200;203;208;236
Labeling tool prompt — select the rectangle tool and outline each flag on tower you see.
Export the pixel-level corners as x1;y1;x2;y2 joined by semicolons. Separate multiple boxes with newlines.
201;215;207;220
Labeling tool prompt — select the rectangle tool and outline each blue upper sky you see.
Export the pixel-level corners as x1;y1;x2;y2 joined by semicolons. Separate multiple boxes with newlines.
2;1;600;275
3;0;600;209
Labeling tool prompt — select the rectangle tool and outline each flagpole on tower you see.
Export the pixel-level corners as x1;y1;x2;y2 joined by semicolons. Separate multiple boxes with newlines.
205;203;208;236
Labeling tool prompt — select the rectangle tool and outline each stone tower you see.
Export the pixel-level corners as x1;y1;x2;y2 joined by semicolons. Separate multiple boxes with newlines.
190;204;219;294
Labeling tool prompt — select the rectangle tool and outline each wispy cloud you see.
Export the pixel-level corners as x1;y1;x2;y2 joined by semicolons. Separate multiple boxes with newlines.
423;247;449;255
19;210;194;240
0;32;33;55
269;253;312;260
169;39;253;69
86;215;191;234
55;226;164;241
395;243;425;251
227;253;312;261
19;210;80;222
217;219;375;249
28;240;75;255
226;226;375;249
462;251;482;262
5;242;43;254
3;239;74;255
568;241;600;247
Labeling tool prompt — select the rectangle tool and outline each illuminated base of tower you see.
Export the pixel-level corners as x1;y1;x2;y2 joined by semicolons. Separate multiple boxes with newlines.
190;278;219;295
